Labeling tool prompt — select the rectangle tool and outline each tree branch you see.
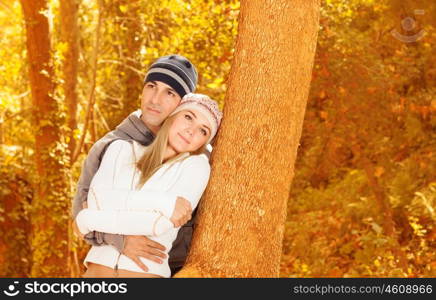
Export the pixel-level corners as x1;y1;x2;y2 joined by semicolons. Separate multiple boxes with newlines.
71;0;104;165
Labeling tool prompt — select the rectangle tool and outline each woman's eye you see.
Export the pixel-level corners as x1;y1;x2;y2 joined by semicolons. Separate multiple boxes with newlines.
184;114;192;120
147;83;155;88
201;129;207;136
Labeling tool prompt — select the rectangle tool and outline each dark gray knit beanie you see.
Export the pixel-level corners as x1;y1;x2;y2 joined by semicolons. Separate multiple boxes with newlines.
144;54;198;98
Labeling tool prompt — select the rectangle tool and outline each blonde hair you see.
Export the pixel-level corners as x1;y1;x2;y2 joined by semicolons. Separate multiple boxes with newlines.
136;111;207;188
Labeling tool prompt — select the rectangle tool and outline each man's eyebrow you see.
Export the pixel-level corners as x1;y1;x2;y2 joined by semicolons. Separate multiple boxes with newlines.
148;81;176;93
165;87;176;93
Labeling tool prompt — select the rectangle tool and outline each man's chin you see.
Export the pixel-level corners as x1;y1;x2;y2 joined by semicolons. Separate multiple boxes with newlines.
141;114;164;127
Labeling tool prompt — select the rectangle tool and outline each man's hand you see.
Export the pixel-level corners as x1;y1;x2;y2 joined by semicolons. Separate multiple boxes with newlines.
170;197;192;227
123;236;167;272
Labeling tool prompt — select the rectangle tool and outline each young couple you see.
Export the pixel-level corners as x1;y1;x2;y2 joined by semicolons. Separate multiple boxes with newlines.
71;54;223;278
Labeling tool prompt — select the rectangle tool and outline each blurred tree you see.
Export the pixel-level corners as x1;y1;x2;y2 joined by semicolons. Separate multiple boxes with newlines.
2;0;433;278
20;0;70;277
113;0;143;125
175;0;321;277
59;0;80;162
281;0;435;277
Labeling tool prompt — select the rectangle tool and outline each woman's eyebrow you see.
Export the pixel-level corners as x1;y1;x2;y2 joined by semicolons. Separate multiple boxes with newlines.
187;110;197;118
202;125;211;134
187;110;211;133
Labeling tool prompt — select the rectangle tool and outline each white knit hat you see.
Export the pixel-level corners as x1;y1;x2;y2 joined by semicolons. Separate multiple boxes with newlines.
170;93;223;143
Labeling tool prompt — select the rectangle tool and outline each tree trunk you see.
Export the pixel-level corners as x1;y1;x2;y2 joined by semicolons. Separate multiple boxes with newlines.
121;0;142;118
20;0;70;277
175;0;320;277
350;140;409;272
59;0;80;162
71;0;103;165
0;176;32;277
109;0;143;127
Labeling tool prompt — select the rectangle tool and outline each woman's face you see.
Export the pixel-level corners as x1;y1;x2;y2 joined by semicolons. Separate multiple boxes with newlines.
168;110;212;153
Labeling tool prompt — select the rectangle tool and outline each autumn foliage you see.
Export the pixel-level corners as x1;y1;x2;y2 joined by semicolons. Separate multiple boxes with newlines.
0;0;434;277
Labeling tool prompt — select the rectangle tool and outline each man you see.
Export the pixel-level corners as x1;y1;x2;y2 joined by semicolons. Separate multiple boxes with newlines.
71;54;200;275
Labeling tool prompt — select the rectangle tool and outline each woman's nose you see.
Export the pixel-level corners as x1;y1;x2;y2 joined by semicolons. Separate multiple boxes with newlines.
185;126;193;135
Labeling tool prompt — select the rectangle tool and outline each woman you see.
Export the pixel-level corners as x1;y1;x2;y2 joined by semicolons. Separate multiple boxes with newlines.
74;93;222;278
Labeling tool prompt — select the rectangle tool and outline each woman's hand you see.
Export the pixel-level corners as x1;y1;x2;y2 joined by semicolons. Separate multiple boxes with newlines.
72;219;84;239
170;197;192;227
72;201;88;239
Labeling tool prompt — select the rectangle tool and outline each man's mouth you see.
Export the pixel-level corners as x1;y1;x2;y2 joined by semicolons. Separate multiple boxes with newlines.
147;107;160;114
177;133;190;144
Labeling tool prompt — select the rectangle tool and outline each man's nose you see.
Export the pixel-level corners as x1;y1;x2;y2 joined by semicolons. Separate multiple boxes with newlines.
149;92;159;105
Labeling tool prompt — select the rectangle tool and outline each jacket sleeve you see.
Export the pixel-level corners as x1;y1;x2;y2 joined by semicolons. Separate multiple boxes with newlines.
71;136;125;251
76;140;174;237
88;186;179;219
88;153;211;217
76;208;174;236
160;155;210;213
78;153;211;237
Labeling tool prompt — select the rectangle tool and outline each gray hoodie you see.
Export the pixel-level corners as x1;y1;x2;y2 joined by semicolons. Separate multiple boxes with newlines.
71;109;198;273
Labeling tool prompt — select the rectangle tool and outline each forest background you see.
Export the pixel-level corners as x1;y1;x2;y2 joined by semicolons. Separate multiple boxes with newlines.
0;0;434;277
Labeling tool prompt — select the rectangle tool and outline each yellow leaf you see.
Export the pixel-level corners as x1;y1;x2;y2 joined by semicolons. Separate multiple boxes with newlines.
319;90;326;98
374;259;380;267
339;87;346;94
374;166;385;177
119;5;127;13
319;111;328;120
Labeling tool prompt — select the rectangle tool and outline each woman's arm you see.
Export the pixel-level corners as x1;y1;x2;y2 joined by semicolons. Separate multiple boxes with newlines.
89;154;211;218
75;208;173;237
162;155;210;211
78;154;210;237
88;186;179;219
76;140;173;237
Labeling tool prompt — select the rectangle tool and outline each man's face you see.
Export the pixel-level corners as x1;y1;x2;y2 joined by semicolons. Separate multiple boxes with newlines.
140;81;182;132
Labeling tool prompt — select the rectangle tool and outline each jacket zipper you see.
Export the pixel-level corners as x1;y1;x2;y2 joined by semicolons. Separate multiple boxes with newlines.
114;252;122;277
113;142;135;276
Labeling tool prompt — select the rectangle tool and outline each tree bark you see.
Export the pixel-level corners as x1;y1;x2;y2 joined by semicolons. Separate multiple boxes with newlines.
121;0;142;119
71;0;103;164
59;0;80;162
0;176;32;277
20;0;70;277
108;0;143;128
175;0;320;277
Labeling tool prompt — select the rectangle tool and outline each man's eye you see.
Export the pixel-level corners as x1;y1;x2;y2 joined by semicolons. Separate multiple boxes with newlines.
168;91;175;96
147;83;155;88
